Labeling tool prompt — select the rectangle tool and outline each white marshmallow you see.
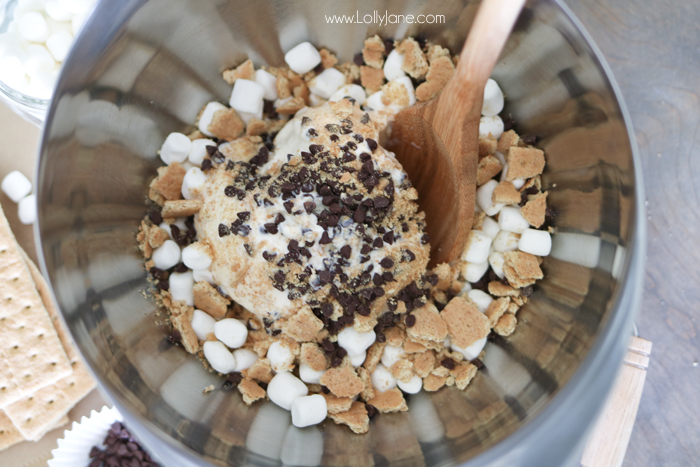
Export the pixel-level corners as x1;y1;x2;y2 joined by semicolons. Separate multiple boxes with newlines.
188;138;216;165
71;13;87;35
214;318;248;349
299;362;325;384
198;102;227;137
461;260;489;283
519;229;552;256
18;12;49;43
308;92;326;107
461;230;493;263
337;327;376;357
383;50;405;81
268;372;309;410
233;348;258;371
380;345;405;369
190;309;216;341
181;167;207;199
482;78;504;117
392;76;416;106
182;242;212;270
17;0;46;12
18;194;36;224
349;351;366;368
151;240;181;270
481;216;500;239
479;115;504;139
267;340;295;372
371;363;397;393
192;268;216;285
476;180;505;216
452;337;487;361
45;30;72;62
467;290;493;313
308;68;345;99
2;171;32;202
26;70;57;98
0;56;28;89
498;206;530;233
24;44;56;78
397;375;422;394
291;394;327;428
237;108;263;125
492;230;521;252
60;0;93;15
488;250;506;279
229;79;265;115
203;341;237;374
493;150;507;166
181;161;195;171
45;0;72;21
459;281;472;296
254;68;278;101
364;91;386;111
284;42;321;75
169;270;194;306
160;132;192;165
329;84;366;105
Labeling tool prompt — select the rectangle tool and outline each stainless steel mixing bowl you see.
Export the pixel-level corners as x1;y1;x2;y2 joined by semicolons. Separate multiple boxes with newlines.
35;0;645;465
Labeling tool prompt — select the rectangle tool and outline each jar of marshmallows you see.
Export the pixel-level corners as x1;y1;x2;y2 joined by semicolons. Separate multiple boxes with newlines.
0;0;94;125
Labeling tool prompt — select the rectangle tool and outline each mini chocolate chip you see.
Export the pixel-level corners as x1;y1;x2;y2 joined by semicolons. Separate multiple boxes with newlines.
366;138;377;151
383;231;394;244
319;270;331;284
353;52;364;66
331;355;343;367
382;271;394;282
426;274;439;286
374;196;390;208
262;251;277;262
148;209;162;225
264;223;278;234
402;222;409;232
173;263;188;273
237;211;251;221
421;234;430;244
339;245;352;259
522;134;537;145
521;285;533;297
405;314;416;327
224;185;236;197
373;237;384;248
380;257;394;268
471;358;484;369
353;206;366;223
218;223;230;237
319;232;332;244
441;357;456;370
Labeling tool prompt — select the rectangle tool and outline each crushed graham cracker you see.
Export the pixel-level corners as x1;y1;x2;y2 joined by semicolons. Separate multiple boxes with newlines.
193;281;230;319
426;44;450;63
479;137;497;157
453;363;478;390
300;342;328;371
319;48;338;69
521;192;548;228
281;306;324;342
406;303;448;343
223;59;254;84
362;35;385;68
383;327;406;347
219;136;261;162
404;338;427;354
440;297;491;349
170;304;199;354
322;393;354;414
363;342;386;373
381;80;410;107
367;388;407;413
472;211;486;230
238;378;266;404
245;118;268;137
390;359;414;383
411;350;436;378
276;97;306;115
503;251;544;288
423;374;447;392
208;108;245;141
488;281;519;297
484;297;510;327
415;56;455;102
329;401;369;434
162;199;203;218
492;181;521;205
494;313;517;336
497;130;520;154
320;366;364;398
150;163;186;201
398;38;429;79
505;147;545;181
357;366;375;402
360;66;385;94
477;155;503;186
276;74;291;99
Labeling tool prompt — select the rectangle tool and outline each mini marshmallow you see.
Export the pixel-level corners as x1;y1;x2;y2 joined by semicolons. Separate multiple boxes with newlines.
188;139;216;165
488;250;506;279
499;165;525;189
467;289;493;313
192;268;216;285
492;230;521;252
383;49;405;81
190;309;216;341
498;206;530;234
182;242;212;270
284;42;321;75
169;270;194;306
349;350;366;368
461;260;489;283
519;229;552;256
392;76;416;106
459;281;472;296
237;108;263;125
229;79;265;115
27;70;57;99
479;115;504;140
364;91;386;111
308;93;326;107
493;150;506;166
291;394;327;428
268;340;295;372
380;345;405;369
254;68;278;101
337;327;376;357
18;194;36;225
160;132;192;165
181;167;207;199
476;180;505;216
2;170;32;202
461;230;493;264
371;363;397;393
329;84;367;105
24;44;56;77
151;239;181;270
268;371;309;410
203;341;237;374
61;0;93;15
71;13;87;35
18;12;49;43
198;102;227;137
214;318;248;349
45;0;73;21
482;78;504;117
397;375;422;394
452;337;487;361
45;30;72;62
233;348;259;371
299;362;325;384
0;56;27;89
308;67;346;99
481;216;501;239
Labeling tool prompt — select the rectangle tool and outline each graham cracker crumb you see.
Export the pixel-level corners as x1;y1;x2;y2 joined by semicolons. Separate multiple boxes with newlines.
223;59;254;84
193;281;230;319
507;301;519;313
319;49;338;69
367;388;407;413
505;147;545;181
170;305;199;354
238;378;266;404
406;303;448;343
360;66;385;94
162;199;203;218
329;401;369;434
187;130;204;141
336;62;361;84
208;108;245;141
488;281;519;297
440;296;491;348
479;136;497;157
431;263;455;290
485;297;510;327
329;99;353;118
362;35;385;69
404;339;427;354
415;56;454;101
246;118;268;137
494;313;517;336
147;225;169;249
423;374;447;392
281;306;324;342
322;393;353;414
521;192;548;228
150;163;186;201
472;211;486;230
300;342;328;371
203;384;215;394
363;342;386;373
381;80;409;107
277;74;291;99
453;363;478;390
411;350;436;377
276;97;306;115
426;44;450;63
503;251;544;288
477;155;503;186
390;359;414;383
293;82;310;102
219;137;261;162
398;38;429;79
320;366;364;398
383;327;406;347
497;130;520;154
492;181;521;205
357;366;375;402
243;358;274;383
148;187;165;206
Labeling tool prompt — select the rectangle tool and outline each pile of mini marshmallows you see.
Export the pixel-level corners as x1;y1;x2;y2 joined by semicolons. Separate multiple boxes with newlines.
1;170;36;224
0;0;95;99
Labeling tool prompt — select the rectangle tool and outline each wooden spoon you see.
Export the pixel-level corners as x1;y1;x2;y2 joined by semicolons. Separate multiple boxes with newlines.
386;0;526;267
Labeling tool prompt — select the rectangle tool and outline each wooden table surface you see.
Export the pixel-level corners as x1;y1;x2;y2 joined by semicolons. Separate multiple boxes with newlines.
570;0;700;465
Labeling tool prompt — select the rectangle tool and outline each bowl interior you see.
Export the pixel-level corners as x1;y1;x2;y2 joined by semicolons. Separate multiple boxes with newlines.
36;0;641;466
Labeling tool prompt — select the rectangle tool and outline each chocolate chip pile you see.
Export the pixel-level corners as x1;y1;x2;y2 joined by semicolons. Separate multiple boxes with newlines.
88;421;160;467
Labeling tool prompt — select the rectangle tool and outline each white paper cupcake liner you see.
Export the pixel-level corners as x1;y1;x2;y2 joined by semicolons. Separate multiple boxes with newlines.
48;405;122;467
